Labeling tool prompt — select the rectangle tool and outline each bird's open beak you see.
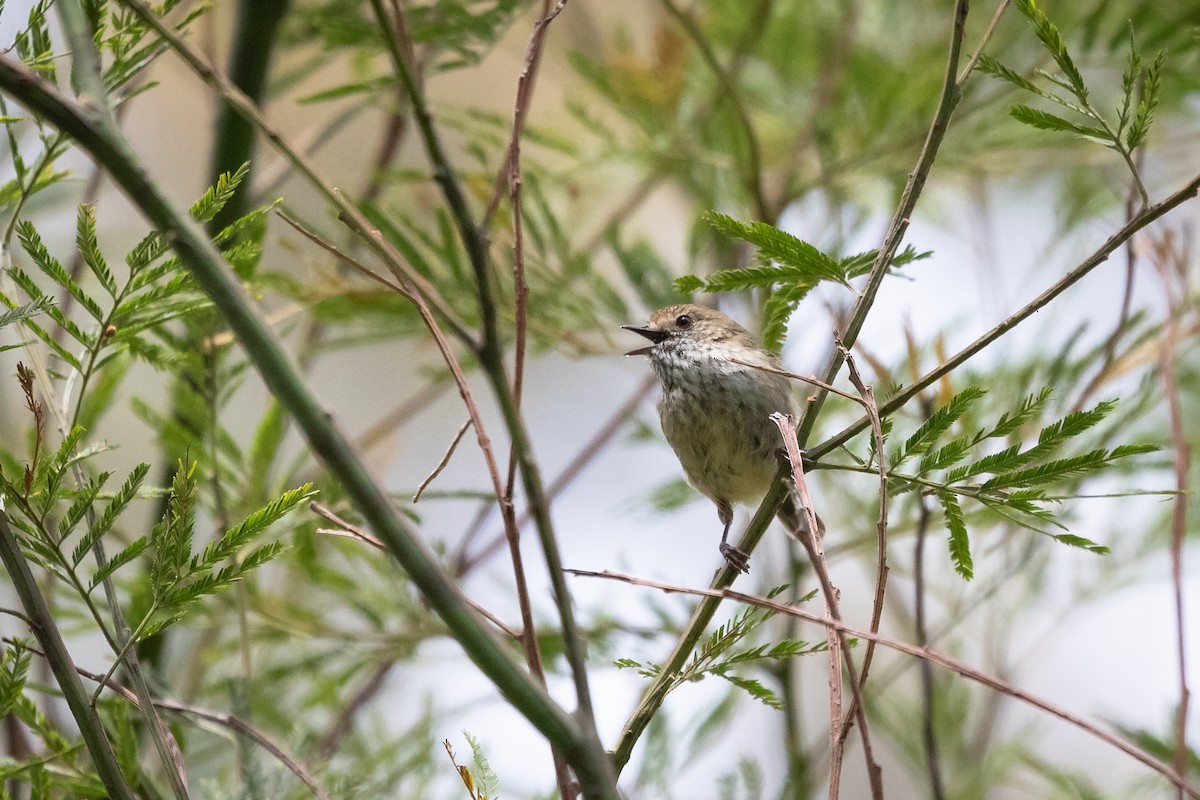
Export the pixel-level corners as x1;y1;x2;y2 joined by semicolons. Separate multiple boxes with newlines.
621;324;667;356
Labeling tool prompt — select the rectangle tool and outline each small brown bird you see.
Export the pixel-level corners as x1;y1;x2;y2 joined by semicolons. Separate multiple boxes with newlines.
624;304;803;573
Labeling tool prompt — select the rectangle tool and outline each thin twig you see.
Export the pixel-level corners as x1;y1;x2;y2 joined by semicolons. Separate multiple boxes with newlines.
838;345;889;741
413;419;472;503
454;373;656;577
807;169;1200;462
913;496;947;800
368;0;602;746
480;0;568;231
956;0;1012;83
568;568;1200;800
793;0;971;447
771;412;883;799
1151;232;1192;800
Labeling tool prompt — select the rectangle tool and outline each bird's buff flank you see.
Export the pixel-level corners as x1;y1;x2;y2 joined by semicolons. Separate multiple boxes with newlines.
623;304;806;573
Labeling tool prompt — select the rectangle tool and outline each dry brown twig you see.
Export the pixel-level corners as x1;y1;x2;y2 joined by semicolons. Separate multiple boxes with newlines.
838;344;890;740
413;418;473;503
1149;230;1193;800
771;412;882;800
565;569;1200;800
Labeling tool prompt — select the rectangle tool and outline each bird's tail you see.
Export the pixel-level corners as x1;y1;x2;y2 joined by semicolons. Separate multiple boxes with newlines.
778;488;825;540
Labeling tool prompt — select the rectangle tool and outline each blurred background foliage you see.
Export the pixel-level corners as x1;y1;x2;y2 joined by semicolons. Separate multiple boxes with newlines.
0;0;1196;798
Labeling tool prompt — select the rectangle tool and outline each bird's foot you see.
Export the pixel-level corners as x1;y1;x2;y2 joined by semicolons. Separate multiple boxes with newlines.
719;542;751;574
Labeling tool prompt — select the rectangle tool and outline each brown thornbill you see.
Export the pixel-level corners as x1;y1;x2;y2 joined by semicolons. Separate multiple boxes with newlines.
623;304;805;573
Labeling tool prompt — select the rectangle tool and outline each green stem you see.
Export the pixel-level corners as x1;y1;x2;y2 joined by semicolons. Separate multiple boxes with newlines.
0;513;137;800
806;170;1200;462
0;51;620;799
207;0;291;233
367;0;604;744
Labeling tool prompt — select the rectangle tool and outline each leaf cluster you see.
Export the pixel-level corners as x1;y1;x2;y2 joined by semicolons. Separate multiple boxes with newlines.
978;0;1164;204
0;165;268;379
135;462;315;641
676;212;929;351
880;387;1156;579
616;585;823;709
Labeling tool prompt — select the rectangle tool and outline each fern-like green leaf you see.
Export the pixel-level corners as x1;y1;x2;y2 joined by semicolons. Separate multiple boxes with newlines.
1015;0;1088;102
16;221;105;322
761;282;811;352
719;674;781;709
189;162;250;223
0;640;30;718
704;212;846;284
1126;51;1164;151
986;388;1052;440
194;483;314;570
0;296;52;329
1008;105;1109;143
76;205;117;298
939;492;973;580
894;387;986;467
983;444;1156;490
463;731;501;800
71;463;149;568
88;536;148;592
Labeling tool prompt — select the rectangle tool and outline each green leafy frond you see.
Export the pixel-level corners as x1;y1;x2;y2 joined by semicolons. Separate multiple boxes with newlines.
1014;0;1088;101
0;640;31;718
982;444;1157;490
189;162;251;223
703;212;848;284
76;205;118;298
0;295;52;329
16;221;105;322
194;483;314;570
463;732;501;800
1008;105;1108;142
939;492;972;580
71;463;150;568
893;386;986;467
1126;51;1164;151
761;282;810;352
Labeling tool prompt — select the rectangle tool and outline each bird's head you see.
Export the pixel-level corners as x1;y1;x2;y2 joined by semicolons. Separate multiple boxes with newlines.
622;304;758;359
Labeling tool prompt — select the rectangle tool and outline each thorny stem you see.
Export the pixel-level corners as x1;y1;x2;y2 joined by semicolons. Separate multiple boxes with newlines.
0;52;619;798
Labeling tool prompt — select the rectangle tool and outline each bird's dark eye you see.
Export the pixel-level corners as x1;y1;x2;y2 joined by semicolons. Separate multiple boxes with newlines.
675;314;693;329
